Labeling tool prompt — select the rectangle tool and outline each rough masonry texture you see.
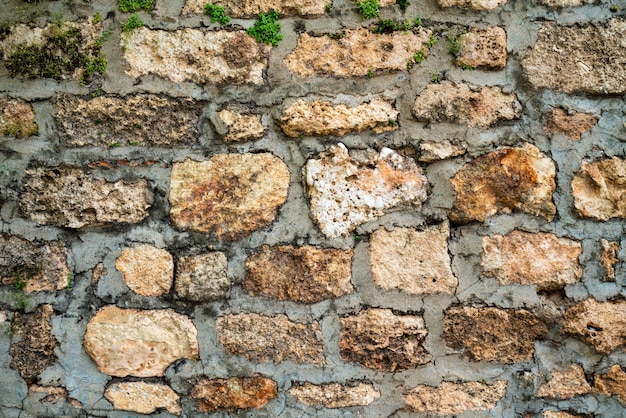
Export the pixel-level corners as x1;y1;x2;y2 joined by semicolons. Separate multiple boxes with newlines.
115;245;174;297
571;157;626;221
456;27;507;70
183;0;328;16
104;382;182;415
191;376;277;412
288;382;380;408
0;98;37;138
404;381;508;415
175;252;230;302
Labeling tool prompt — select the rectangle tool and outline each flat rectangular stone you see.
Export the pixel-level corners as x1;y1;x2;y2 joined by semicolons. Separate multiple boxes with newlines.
405;381;508;415
183;0;328;16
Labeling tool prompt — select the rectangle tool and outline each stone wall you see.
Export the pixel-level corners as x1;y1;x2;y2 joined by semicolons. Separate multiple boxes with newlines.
0;0;624;417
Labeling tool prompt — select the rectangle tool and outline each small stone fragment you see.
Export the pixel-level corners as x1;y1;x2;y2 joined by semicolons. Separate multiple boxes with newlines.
544;108;597;141
0;97;38;137
243;245;353;303
437;0;508;10
600;239;619;281
115;245;174;297
450;143;556;223
443;306;547;362
404;381;508;415
537;365;591;399
28;385;68;404
304;144;428;238
92;263;106;284
217;313;324;364
183;0;327;16
339;309;429;371
593;365;626;404
175;252;229;302
83;306;199;377
217;109;265;143
104;382;181;415
10;305;56;383
456;27;507;70
418;141;466;162
191;376;277;412
289;382;380;408
543;412;582;418
572;157;626;221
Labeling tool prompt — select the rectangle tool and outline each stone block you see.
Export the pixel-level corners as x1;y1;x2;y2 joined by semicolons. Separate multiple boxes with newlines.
191;376;277;412
405;381;508;415
437;0;508;10
537;365;591;399
217;109;265;143
175;252;230;302
572;157;626;221
593;365;626;405
104;382;181;415
456;27;507;70
289;382;380;408
183;0;328;16
544;108;597;141
562;298;626;354
115;245;174;297
0;98;37;137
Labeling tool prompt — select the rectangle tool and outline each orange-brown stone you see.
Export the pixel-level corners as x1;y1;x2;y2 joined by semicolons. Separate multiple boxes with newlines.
537;365;591;399
191;376;277;412
405;381;508;415
572;157;626;221
562;298;626;354
593;365;626;405
544;108;597;140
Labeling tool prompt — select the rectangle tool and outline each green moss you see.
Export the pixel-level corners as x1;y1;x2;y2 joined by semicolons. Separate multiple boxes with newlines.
413;50;426;65
397;0;410;11
121;13;143;31
247;11;283;46
370;17;422;34
205;3;230;25
357;0;379;19
118;0;154;13
448;35;462;57
426;33;438;49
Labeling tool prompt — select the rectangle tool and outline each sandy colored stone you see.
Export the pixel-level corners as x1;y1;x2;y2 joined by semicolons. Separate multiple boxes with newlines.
289;382;380;408
413;82;521;127
28;385;69;404
305;144;428;238
243;245;353;303
544;108;597;141
405;381;508;415
523;19;626;94
83;306;199;377
543;412;581;418
10;305;56;383
562;298;626;355
443;307;547;362
537;365;591;399
450;143;556;223
175;252;229;302
593;365;626;404
217;313;324;364
115;245;174;297
20;165;152;229
280;99;398;137
122;28;270;85
55;94;202;147
418;141;466;162
438;0;507;9
457;27;507;70
600;239;619;281
285;28;432;78
572;157;626;221
0;97;37;137
105;382;181;415
370;223;457;295
481;231;582;290
217;109;265;143
191;376;277;412
169;154;290;240
541;0;592;7
339;308;429;371
183;0;327;16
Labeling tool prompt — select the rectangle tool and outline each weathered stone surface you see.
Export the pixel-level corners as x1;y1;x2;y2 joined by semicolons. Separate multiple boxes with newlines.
543;412;581;418
481;231;582;290
418;141;466;162
457;27;507;70
0;98;37;137
175;252;229;302
370;223;457;295
544;108;597;141
450;143;556;223
437;0;508;10
115;245;174;297
10;305;56;383
443;307;547;362
339;309;429;371
20;166;152;229
83;306;199;377
122;28;270;85
191;376;277;412
562;298;626;354
280;99;398;138
285;28;432;78
537;365;591;399
104;382;181;415
55;95;202;147
169;154;290;240
0;234;70;293
405;381;508;415
600;239;619;281
593;365;626;404
413;82;521;127
541;0;592;7
305;144;428;238
27;385;71;404
217;109;265;143
523;19;626;94
243;245;353;303
183;0;327;16
572;157;626;221
217;313;324;364
289;382;380;408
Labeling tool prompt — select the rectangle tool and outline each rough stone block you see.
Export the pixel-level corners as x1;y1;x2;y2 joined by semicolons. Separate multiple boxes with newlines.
191;376;277;412
104;382;181;415
537;365;591;399
289;382;380;408
404;381;508;415
457;27;507;70
544;108;597;141
418;141;466;162
593;365;626;405
217;109;265;143
437;0;508;10
572;157;626;221
541;0;593;7
115;245;174;297
543;412;582;418
600;239;619;281
175;252;230;302
183;0;328;16
0;98;37;137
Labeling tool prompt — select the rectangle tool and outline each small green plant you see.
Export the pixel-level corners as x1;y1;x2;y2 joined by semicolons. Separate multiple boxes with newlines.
247;11;283;46
397;0;410;11
610;5;618;12
353;234;361;243
406;59;413;70
325;2;332;12
357;0;379;19
118;0;154;13
13;274;27;292
65;272;74;290
108;141;121;148
121;13;143;32
426;33;438;49
371;19;399;33
413;50;426;65
204;3;230;25
129;140;140;145
93;12;102;24
388;119;397;127
14;293;28;311
431;70;441;83
448;35;461;57
92;88;103;98
329;30;346;39
459;62;475;70
367;67;374;78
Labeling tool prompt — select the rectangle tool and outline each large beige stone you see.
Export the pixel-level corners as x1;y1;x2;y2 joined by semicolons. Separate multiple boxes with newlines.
183;0;327;16
115;245;174;297
191;376;277;412
572;157;626;221
217;109;265;143
543;412;582;418
304;144;428;238
544;108;597;141
169;154;290;240
593;365;626;405
537;365;591;399
541;0;592;7
523;19;626;94
10;305;56;383
456;27;507;70
104;382;181;415
481;231;582;290
404;381;508;415
0;97;38;137
437;0;508;10
450;143;556;223
122;28;270;85
370;223;456;295
175;252;230;302
243;245;353;303
285;28;432;78
562;298;626;354
600;239;619;281
289;382;380;408
83;306;199;377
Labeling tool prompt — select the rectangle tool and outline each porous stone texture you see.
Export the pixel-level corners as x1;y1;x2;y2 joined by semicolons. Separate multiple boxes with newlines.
369;223;457;295
115;245;174;297
175;252;230;302
593;365;626;405
437;0;508;10
191;376;277;412
481;231;582;290
600;239;619;281
304;144;428;238
217;109;265;143
0;97;37;137
523;19;626;94
183;0;327;16
55;95;202;147
243;245;353;303
289;382;380;408
404;381;508;415
122;28;271;85
104;382;182;415
443;307;547;362
339;309;429;371
450;143;556;223
285;28;432;78
216;313;324;364
20;166;152;229
541;0;593;7
537;365;591;399
418;141;466;162
169;154;290;240
571;157;626;221
456;27;507;70
543;412;581;418
561;298;626;355
544;108;597;141
83;306;199;377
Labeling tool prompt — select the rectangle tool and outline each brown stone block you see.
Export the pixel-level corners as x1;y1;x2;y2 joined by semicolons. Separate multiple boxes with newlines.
105;382;181;415
175;252;230;302
183;0;328;16
405;381;508;415
544;108;597;141
10;305;56;383
116;245;174;297
456;27;507;70
593;364;626;405
572;157;626;221
438;0;508;10
537;365;591;399
0;97;37;137
191;376;277;412
289;382;380;408
562;298;626;354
